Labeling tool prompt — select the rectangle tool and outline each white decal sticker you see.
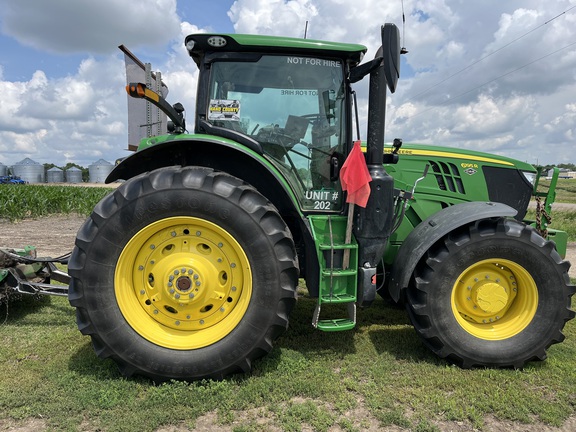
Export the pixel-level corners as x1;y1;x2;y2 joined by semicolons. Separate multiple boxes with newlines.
286;57;341;67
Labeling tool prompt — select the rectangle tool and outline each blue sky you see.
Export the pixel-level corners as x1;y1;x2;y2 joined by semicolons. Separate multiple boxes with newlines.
0;1;236;82
1;0;575;168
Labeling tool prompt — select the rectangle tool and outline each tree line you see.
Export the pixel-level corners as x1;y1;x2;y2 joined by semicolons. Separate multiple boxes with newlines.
537;163;576;171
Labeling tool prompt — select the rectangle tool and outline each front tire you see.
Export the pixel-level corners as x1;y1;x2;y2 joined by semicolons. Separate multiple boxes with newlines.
68;166;298;381
406;217;574;368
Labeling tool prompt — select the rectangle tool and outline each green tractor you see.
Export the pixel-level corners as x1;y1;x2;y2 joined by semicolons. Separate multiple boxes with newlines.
65;24;573;381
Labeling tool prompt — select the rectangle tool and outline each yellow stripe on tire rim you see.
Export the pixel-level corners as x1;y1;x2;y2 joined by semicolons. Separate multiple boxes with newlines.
115;217;252;350
451;259;538;340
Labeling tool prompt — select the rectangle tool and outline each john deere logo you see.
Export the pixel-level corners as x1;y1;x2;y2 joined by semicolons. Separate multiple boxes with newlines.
464;168;477;175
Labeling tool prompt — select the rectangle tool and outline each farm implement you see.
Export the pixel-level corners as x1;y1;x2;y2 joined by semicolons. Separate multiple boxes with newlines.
0;247;69;302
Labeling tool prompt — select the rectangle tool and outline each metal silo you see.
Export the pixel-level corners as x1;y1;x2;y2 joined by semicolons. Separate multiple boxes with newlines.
88;159;113;183
12;158;45;183
65;166;83;183
0;162;6;177
46;167;64;183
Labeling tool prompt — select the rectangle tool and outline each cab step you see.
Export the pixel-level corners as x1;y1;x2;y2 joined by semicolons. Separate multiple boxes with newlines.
312;302;356;331
308;215;358;332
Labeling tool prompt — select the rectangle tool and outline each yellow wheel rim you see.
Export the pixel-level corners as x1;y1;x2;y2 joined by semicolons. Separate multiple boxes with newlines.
115;217;252;350
451;259;538;340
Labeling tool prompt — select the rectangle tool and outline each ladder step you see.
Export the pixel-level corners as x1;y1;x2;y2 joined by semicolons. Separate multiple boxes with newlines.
320;294;356;303
316;319;356;332
320;269;357;277
318;243;357;251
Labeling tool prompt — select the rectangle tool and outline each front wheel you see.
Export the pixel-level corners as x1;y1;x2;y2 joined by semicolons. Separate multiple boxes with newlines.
406;217;574;368
68;166;298;381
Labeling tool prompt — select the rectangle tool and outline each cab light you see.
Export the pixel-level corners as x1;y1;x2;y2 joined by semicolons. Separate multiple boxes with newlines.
207;36;227;47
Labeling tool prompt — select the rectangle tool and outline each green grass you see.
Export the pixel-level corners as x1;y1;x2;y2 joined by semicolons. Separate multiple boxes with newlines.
1;292;575;432
0;185;113;221
526;209;576;242
536;178;576;204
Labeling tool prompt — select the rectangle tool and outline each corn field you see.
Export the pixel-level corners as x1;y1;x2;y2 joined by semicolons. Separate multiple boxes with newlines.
0;185;113;221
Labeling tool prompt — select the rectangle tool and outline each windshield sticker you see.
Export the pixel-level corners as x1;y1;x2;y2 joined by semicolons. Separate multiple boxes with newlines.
281;89;318;96
208;99;240;121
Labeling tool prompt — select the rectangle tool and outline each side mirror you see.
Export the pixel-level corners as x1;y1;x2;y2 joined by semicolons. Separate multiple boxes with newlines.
381;23;401;93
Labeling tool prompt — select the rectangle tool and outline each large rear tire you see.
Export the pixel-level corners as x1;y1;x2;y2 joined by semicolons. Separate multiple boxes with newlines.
68;166;298;381
406;217;574;368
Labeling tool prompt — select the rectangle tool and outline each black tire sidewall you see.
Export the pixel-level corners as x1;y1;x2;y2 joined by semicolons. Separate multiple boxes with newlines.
73;167;296;379
413;222;568;366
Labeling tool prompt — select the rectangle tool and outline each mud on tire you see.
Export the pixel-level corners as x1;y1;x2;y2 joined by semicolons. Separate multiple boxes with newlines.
68;166;298;381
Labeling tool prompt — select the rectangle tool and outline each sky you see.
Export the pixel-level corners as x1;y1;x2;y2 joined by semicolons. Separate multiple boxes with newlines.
0;0;575;169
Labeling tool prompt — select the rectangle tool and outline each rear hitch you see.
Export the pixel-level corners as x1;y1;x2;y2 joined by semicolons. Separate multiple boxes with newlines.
0;248;70;301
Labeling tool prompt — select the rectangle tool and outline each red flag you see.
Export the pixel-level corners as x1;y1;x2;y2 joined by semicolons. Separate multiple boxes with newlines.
340;141;372;207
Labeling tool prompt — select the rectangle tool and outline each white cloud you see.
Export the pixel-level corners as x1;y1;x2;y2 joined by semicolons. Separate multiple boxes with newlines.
0;55;128;166
0;0;181;54
229;0;319;37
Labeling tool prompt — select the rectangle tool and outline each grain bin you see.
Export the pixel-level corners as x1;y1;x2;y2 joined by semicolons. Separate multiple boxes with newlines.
88;159;113;183
0;162;6;177
12;158;45;183
46;167;64;183
65;166;83;183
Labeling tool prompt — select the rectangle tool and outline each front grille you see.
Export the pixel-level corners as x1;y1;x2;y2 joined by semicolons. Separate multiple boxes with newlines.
429;161;465;194
482;166;532;219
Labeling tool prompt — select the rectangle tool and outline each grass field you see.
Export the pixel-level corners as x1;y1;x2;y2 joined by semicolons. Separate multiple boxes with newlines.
1;291;575;432
525;208;576;241
537;177;576;204
0;180;575;431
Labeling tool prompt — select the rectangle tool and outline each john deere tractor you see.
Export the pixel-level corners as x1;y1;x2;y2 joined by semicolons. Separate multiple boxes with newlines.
65;24;573;381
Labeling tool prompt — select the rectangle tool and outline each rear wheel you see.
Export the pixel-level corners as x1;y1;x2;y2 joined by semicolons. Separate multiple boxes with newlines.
68;166;298;381
406;217;574;368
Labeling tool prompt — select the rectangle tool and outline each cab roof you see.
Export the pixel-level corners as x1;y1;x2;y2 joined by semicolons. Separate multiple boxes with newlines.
185;33;367;67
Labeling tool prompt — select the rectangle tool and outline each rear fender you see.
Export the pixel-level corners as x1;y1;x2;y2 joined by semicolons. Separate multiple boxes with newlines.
388;201;517;302
105;135;302;223
107;135;265;183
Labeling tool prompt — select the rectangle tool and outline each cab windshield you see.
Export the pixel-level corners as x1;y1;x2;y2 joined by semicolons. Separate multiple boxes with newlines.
207;54;347;212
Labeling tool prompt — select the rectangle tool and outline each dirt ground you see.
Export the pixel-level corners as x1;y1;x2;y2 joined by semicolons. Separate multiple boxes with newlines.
0;214;87;259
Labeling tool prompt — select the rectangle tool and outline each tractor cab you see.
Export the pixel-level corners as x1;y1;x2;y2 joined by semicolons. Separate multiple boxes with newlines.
186;34;368;212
